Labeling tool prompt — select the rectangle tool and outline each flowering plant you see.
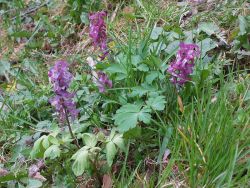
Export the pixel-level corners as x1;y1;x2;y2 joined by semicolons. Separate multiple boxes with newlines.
167;42;200;86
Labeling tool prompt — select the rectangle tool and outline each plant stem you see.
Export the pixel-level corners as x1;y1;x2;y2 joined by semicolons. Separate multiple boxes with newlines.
90;158;102;186
63;107;80;149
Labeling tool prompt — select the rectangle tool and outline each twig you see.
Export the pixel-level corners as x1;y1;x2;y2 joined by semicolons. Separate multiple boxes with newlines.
91;154;103;186
110;3;120;23
11;2;48;21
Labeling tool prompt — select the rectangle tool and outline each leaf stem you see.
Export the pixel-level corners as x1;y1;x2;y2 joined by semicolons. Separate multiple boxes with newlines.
63;106;80;149
91;155;103;186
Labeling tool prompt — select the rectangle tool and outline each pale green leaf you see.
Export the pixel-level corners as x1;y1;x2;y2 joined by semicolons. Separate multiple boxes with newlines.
48;135;59;145
106;64;127;74
42;136;50;149
165;40;180;54
27;179;43;188
106;141;117;166
82;133;97;147
71;149;90;176
198;38;217;57
137;64;149;72
138;106;151;124
150;27;164;40
0;60;10;76
131;55;143;66
146;95;166;111
30;136;46;159
114;104;151;132
146;71;159;84
131;83;157;97
239;16;247;35
112;134;126;152
44;145;61;159
198;22;220;36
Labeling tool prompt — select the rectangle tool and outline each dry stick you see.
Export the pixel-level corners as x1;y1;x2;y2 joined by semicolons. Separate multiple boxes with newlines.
63;107;80;149
11;2;48;21
110;3;120;23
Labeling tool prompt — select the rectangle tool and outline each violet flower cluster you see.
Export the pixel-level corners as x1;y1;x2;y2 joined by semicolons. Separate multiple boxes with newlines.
86;57;112;93
98;71;112;93
89;11;108;59
167;42;200;86
28;160;46;181
48;61;79;122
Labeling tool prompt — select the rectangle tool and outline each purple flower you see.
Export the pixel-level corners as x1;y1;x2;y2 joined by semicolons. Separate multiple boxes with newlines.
48;60;73;94
28;160;46;182
0;168;9;177
89;11;108;59
167;42;200;86
48;61;79;122
97;72;112;93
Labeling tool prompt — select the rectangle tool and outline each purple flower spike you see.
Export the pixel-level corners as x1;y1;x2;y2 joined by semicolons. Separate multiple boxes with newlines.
89;11;108;59
48;61;79;122
48;60;73;94
97;72;112;93
167;42;200;86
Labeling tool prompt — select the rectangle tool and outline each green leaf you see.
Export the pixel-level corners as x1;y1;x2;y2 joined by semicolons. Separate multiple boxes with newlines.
112;134;126;152
198;22;220;36
42;136;50;149
138;106;151;124
27;179;43;188
137;64;149;72
146;71;159;84
0;171;27;183
146;95;166;111
48;135;59;145
123;126;142;139
114;104;151;132
11;31;31;38
44;145;61;159
150;27;164;40
149;42;166;53
106;63;127;80
106;141;117;166
80;12;89;24
82;133;97;147
0;60;10;76
165;40;180;54
239;16;247;35
30;136;46;159
131;55;143;66
36;120;52;129
131;83;157;97
106;64;127;74
198;38;217;57
200;69;210;82
71;149;90;176
244;90;250;102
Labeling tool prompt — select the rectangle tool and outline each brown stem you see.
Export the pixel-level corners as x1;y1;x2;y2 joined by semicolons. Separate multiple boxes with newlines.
90;158;102;186
63;107;80;149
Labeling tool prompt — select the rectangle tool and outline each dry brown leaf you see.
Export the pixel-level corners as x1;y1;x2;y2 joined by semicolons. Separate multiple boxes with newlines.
0;168;9;177
102;174;112;188
177;95;184;113
10;43;25;62
122;6;135;15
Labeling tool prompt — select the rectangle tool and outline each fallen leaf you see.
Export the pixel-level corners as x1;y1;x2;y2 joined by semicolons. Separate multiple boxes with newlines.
177;95;184;113
102;174;112;188
0;168;9;177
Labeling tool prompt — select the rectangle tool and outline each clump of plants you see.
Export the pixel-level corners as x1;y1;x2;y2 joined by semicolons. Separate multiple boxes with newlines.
0;1;249;187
